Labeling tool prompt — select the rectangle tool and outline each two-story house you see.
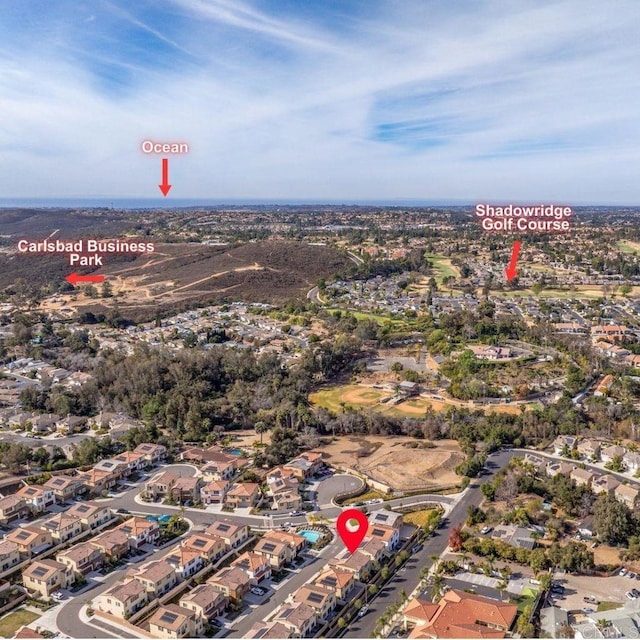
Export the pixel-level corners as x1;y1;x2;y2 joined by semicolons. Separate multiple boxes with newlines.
66;501;112;531
181;533;226;564
179;584;228;621
56;542;104;575
117;517;160;548
6;527;52;557
98;579;149;619
200;480;229;505
16;485;55;514
230;552;271;585
0;540;21;573
22;559;74;599
224;483;261;509
40;513;83;544
148;604;203;639
43;475;84;503
205;521;249;550
132;561;178;597
90;528;131;561
207;567;250;603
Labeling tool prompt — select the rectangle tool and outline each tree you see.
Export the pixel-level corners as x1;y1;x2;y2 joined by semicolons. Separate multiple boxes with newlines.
593;493;633;546
517;607;535;638
539;572;553;592
431;573;446;601
101;281;113;298
255;421;268;444
448;525;464;551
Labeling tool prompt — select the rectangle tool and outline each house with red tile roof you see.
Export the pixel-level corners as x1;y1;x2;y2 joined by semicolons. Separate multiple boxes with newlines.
402;590;518;639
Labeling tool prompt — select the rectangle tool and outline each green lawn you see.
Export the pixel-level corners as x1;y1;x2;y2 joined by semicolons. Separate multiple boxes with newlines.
327;308;404;325
0;609;40;638
617;240;640;254
427;254;459;284
597;601;622;612
515;588;538;612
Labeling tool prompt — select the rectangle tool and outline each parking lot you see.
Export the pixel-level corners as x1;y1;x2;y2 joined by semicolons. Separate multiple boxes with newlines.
551;572;639;611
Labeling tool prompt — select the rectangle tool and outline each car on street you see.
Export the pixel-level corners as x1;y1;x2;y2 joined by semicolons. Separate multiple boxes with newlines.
357;606;369;618
583;596;600;605
412;544;423;554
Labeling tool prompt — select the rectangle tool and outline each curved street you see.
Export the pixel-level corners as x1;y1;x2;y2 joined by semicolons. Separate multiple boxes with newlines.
55;464;460;638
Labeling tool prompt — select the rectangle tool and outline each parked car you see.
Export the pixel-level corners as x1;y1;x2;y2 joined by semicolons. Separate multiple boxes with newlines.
412;544;423;554
357;606;369;618
480;526;493;535
251;587;265;596
628;572;637;579
626;592;636;600
620;568;628;576
583;596;600;605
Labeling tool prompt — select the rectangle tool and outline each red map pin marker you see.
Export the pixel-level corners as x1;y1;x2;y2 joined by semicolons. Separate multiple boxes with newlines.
337;508;368;553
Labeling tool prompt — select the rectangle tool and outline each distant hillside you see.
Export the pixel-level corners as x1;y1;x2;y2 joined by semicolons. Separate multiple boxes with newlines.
29;240;350;321
0;208;130;239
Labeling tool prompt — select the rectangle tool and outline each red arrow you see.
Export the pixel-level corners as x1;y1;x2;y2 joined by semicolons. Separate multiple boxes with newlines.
65;273;105;286
159;158;172;196
505;241;522;281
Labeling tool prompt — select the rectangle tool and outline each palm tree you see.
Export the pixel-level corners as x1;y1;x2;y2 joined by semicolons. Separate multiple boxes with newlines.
255;421;268;444
431;574;446;601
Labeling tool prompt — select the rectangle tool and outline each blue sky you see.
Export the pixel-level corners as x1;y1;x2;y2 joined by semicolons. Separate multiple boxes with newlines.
0;0;639;203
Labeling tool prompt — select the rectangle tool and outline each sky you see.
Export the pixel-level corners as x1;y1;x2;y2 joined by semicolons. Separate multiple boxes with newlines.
0;0;639;204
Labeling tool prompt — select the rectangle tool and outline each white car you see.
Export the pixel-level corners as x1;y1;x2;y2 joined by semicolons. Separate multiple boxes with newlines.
251;587;265;596
358;606;369;618
52;591;64;600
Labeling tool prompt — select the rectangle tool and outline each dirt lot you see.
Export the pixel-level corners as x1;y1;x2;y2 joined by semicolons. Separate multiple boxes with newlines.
553;573;632;612
320;435;464;491
309;383;539;417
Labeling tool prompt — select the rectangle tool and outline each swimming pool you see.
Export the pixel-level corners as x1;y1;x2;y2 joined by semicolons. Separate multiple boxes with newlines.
299;530;321;544
227;448;243;455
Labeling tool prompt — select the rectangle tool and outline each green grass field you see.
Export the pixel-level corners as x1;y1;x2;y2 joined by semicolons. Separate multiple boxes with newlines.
0;610;40;638
427;254;459;284
327;308;404;325
617;240;640;254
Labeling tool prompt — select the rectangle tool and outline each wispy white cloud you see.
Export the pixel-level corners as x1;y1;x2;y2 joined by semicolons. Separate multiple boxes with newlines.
170;0;343;53
0;0;638;203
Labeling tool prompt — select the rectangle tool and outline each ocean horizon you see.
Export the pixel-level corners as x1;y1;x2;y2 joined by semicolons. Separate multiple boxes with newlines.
0;198;636;209
0;197;482;209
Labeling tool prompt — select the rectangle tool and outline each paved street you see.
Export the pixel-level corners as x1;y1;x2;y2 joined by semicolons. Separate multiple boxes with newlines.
57;541;184;638
45;452;480;639
343;449;515;638
225;537;344;638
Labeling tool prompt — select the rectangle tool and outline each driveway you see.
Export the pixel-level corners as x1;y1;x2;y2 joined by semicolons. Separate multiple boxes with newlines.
316;474;364;507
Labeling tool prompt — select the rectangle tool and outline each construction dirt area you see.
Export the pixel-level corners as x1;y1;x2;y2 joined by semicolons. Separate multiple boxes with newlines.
321;435;464;492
